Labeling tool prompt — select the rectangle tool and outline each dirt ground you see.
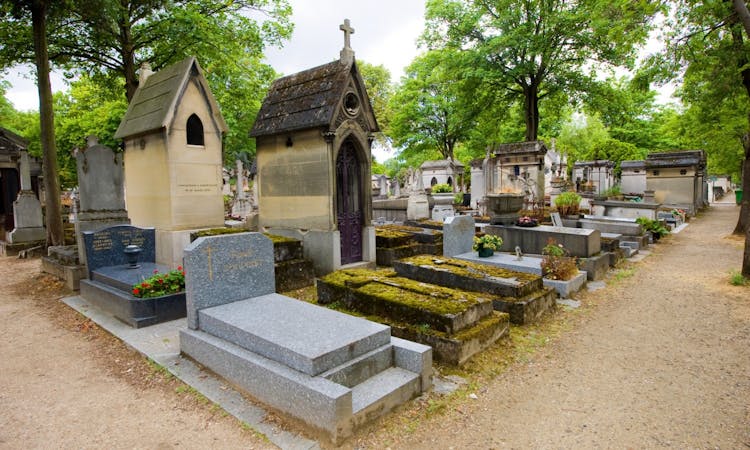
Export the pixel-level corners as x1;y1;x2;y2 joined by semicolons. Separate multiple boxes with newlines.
1;205;749;449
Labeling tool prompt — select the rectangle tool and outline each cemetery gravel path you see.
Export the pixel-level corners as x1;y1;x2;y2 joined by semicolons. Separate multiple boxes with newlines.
0;259;275;449
1;205;748;450
361;204;750;449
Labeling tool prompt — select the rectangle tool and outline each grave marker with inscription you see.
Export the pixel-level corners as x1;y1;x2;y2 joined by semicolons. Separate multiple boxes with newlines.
183;232;274;329
82;225;155;277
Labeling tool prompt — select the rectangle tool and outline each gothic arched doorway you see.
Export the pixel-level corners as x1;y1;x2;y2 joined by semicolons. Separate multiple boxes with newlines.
336;139;363;264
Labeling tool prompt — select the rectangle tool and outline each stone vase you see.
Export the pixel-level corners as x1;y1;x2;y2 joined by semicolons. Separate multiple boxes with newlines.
486;193;525;225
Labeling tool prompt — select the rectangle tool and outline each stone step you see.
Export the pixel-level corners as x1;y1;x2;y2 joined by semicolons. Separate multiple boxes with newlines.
275;258;315;292
180;327;430;443
351;367;420;417
197;293;392;376
393;255;543;298
492;286;557;325
321;344;393;388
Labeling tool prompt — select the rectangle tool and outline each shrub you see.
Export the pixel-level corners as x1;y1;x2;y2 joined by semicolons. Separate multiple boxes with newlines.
730;270;748;286
554;192;582;216
132;267;185;298
636;217;669;238
431;183;452;193
541;239;578;281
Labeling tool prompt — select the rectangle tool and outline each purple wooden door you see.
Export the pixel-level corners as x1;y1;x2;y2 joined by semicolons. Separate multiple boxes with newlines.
336;141;363;265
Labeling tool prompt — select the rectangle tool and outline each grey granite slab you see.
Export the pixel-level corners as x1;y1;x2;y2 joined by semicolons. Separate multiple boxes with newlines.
92;262;170;291
442;215;475;257
183;232;275;329
197;293;392;376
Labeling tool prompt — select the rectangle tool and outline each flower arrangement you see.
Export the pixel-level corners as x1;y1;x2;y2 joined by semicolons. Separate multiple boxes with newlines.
473;234;503;251
516;215;538;227
541;239;578;281
132;266;186;298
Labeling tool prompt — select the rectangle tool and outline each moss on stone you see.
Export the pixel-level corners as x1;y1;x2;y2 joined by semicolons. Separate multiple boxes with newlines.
452;312;509;341
191;227;248;240
263;233;298;244
400;255;539;284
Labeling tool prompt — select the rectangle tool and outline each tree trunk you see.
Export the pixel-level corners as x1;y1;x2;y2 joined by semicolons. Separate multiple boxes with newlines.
733;0;750;37
118;8;138;101
523;84;539;141
31;0;63;246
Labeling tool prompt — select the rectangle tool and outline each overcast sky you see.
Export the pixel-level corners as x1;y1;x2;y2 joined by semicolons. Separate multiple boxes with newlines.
3;1;427;111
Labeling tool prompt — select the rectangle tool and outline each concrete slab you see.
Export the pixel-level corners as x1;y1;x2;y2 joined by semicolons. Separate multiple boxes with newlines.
62;295;319;450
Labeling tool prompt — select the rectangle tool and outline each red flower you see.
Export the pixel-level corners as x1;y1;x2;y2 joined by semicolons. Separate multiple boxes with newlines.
132;288;140;295
153;269;159;274
177;265;183;271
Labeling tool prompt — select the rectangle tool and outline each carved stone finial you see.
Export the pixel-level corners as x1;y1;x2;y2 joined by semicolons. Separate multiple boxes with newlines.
339;19;355;64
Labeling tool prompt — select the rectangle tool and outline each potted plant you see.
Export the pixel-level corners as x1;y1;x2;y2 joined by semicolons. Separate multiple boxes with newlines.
540;239;579;280
473;234;503;257
554;191;582;218
636;217;669;242
604;185;623;200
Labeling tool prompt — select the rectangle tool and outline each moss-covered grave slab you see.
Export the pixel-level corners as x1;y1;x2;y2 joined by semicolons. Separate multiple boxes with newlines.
317;268;509;364
493;287;557;325
393;255;542;298
375;225;443;266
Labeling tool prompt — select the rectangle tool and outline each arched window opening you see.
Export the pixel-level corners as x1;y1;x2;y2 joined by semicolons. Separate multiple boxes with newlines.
186;114;204;146
430;177;438;186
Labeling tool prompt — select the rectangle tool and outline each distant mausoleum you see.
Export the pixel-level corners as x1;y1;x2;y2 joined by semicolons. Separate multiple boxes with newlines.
472;141;547;208
620;160;647;195
645;150;707;215
572;160;615;196
420;158;465;192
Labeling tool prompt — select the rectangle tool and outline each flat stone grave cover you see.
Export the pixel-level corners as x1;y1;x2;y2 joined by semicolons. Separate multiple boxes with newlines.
393;255;541;298
198;293;391;376
82;225;155;276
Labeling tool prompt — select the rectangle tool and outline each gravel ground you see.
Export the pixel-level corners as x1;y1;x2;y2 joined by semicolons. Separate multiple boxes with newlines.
1;204;748;449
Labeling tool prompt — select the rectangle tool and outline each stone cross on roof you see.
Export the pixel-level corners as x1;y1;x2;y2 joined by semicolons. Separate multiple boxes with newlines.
339;19;355;63
340;19;354;49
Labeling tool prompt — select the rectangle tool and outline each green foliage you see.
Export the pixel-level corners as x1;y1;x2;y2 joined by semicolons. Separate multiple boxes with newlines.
132;267;186;298
554;192;581;216
635;217;669;238
388;48;482;160
423;0;662;140
730;270;748;286
472;234;503;251
541;239;578;281
431;183;452;193
357;61;393;134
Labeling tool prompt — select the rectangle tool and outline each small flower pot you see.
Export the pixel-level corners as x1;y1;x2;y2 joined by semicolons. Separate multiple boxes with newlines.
477;247;494;257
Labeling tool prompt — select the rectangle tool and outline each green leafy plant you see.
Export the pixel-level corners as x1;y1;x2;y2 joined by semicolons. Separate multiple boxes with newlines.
636;217;669;239
473;234;503;251
541;239;578;281
132;267;186;298
603;185;622;198
431;183;452;193
454;192;464;205
553;192;582;217
730;270;748;286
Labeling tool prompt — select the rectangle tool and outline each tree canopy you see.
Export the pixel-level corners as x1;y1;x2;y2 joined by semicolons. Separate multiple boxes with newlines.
422;0;661;141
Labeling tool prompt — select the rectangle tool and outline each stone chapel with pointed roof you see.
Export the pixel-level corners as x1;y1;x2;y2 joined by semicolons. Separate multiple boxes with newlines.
250;19;379;275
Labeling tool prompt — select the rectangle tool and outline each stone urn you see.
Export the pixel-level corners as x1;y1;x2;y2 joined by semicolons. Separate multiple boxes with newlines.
486;193;525;225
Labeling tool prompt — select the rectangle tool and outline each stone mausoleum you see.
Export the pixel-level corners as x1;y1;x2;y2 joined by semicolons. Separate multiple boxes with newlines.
645;150;707;215
250;20;379;275
115;57;227;267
